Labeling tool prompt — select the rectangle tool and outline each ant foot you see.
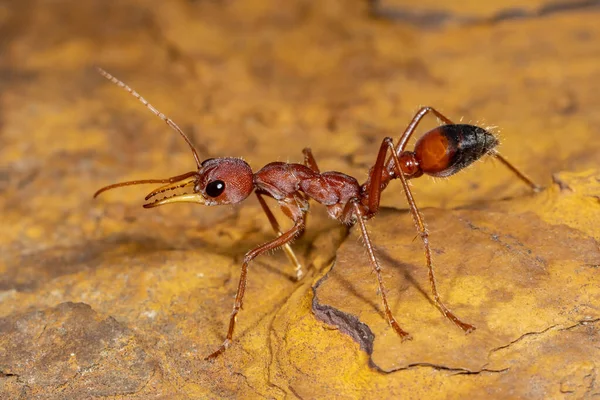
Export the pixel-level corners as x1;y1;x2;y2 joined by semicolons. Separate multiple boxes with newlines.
390;320;413;341
204;339;231;361
456;320;476;334
440;306;476;334
294;265;304;282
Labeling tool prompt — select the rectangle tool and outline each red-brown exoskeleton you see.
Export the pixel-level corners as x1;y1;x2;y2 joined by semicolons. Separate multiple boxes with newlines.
94;68;541;361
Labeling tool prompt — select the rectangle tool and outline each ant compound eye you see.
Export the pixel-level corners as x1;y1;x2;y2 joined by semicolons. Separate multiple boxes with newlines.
205;180;226;197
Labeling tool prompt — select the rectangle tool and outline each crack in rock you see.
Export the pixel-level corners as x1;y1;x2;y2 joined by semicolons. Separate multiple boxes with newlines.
488;325;558;356
489;318;600;356
559;318;600;331
311;263;377;368
387;363;509;375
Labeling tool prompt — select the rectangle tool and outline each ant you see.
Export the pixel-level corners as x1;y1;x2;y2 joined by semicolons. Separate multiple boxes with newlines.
93;68;541;361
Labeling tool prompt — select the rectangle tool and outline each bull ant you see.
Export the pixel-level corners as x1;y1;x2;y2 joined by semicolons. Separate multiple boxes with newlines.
94;68;541;360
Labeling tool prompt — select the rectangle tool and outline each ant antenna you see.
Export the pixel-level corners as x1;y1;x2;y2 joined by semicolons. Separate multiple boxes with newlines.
96;67;202;169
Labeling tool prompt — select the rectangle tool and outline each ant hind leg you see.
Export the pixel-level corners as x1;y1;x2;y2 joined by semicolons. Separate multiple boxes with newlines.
388;107;542;192
385;142;476;333
490;151;543;192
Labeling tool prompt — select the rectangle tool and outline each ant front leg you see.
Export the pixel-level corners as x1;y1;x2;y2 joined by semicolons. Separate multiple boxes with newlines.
255;192;304;281
205;215;306;361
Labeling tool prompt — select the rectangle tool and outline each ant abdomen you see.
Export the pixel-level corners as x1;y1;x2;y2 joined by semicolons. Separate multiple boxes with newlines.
414;124;498;177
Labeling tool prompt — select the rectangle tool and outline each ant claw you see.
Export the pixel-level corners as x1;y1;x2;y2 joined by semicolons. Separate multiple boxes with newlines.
204;340;230;361
390;320;412;341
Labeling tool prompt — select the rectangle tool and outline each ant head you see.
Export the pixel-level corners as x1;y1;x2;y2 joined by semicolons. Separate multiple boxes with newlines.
93;69;255;209
143;158;254;208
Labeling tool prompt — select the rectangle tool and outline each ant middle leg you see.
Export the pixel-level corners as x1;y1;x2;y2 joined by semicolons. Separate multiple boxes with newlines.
302;148;321;173
255;192;304;281
205;217;306;361
351;201;412;340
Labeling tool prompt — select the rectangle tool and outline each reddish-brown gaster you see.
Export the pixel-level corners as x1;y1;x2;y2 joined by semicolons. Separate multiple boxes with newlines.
415;128;454;175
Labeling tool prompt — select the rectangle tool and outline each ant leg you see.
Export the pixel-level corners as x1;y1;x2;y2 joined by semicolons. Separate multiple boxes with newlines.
490;151;543;192
255;192;304;280
351;201;412;340
299;147;321;245
205;216;306;361
391;106;453;161
302;148;321;173
386;141;475;333
364;137;396;216
389;107;541;191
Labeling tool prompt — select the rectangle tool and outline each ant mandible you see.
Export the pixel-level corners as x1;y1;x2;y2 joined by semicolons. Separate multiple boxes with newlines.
93;68;541;361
